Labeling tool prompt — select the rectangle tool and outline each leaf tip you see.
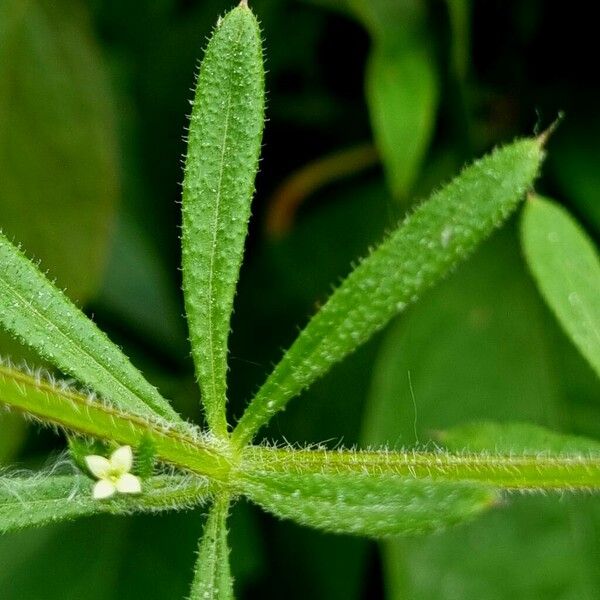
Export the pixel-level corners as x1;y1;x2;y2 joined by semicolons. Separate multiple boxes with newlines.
536;111;564;147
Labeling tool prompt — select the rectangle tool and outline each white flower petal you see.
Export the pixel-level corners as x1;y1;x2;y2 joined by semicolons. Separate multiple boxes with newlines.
116;473;141;494
93;479;116;500
85;455;111;479
110;445;133;473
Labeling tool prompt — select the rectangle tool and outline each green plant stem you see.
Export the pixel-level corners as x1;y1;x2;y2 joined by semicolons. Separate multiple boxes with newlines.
0;363;231;481
240;447;600;491
2;364;599;492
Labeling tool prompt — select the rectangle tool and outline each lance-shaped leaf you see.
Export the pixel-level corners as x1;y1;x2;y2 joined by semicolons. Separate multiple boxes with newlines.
521;195;600;378
350;0;438;199
182;3;265;437
440;421;600;456
189;496;234;600
0;232;182;425
366;44;438;200
233;137;545;446
0;474;210;534
240;471;496;538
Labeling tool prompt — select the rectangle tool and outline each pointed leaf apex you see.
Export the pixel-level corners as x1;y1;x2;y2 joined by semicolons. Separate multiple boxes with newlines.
536;111;564;147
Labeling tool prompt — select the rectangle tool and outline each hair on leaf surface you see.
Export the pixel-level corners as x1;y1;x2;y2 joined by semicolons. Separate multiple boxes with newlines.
0;3;598;599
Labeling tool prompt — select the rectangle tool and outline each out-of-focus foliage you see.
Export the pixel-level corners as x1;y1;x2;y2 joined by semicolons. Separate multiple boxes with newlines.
522;195;600;378
440;421;600;455
0;0;598;598
353;0;439;200
0;0;119;302
0;413;26;461
550;119;600;234
381;496;600;600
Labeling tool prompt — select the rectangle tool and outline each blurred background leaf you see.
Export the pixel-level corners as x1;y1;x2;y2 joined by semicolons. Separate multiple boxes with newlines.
0;0;119;303
349;0;439;200
522;195;600;378
550;119;600;235
0;412;27;461
440;421;600;455
381;496;600;600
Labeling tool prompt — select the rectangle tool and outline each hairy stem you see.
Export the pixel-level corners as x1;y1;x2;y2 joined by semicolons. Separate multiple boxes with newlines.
2;364;599;492
0;363;231;480
240;446;600;492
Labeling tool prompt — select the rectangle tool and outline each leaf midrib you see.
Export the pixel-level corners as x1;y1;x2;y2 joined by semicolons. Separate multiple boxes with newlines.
202;23;246;435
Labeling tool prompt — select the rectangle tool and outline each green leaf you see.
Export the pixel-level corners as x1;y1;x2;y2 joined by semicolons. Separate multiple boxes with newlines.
0;232;183;425
357;0;439;199
189;496;234;600
381;496;600;600
233;137;545;447
240;471;496;538
521;194;600;378
0;0;119;303
0;474;210;534
440;421;600;456
366;45;438;199
446;0;471;83
182;4;264;437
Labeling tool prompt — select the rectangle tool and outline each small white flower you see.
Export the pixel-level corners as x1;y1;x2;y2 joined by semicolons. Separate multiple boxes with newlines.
85;445;142;500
